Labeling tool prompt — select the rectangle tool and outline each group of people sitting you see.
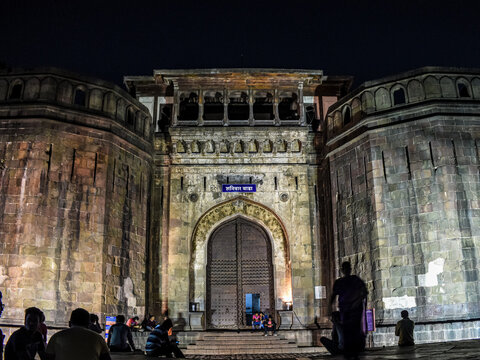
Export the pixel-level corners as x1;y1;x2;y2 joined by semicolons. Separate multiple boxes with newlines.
251;312;277;336
1;304;184;359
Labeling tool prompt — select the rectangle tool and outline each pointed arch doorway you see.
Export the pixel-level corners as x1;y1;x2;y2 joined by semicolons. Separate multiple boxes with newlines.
206;217;274;329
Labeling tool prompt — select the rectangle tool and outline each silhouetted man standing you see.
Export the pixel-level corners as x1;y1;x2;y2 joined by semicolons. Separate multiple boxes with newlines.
329;261;367;360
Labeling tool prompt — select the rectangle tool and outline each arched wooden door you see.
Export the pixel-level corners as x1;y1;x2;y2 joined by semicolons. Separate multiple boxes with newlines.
206;218;274;329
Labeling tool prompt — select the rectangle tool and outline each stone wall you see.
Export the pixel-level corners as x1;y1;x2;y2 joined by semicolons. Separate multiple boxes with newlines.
325;67;480;344
0;68;152;326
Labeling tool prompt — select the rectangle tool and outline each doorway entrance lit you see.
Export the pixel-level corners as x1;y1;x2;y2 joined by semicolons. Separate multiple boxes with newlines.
206;218;274;329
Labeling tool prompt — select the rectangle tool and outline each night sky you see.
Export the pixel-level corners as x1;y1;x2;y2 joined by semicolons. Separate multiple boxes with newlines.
2;0;480;89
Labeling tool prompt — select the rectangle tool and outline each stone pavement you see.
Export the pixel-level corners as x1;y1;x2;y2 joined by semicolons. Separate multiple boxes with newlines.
111;339;480;359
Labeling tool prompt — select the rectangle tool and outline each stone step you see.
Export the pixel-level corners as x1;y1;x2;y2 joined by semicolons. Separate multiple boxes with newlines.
187;343;298;350
195;337;291;343
184;347;323;355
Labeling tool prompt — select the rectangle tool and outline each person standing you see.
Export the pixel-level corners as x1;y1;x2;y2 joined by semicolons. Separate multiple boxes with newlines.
395;310;415;346
329;261;367;360
4;307;46;360
45;308;111;360
106;315;135;352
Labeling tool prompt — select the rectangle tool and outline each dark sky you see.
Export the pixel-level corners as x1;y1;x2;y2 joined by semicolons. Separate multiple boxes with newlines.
2;0;480;88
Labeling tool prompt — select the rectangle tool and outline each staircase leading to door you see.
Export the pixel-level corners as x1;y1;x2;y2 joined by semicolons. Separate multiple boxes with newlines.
184;331;323;356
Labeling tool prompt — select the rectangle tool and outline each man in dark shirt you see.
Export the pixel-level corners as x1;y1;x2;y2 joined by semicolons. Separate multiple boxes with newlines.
395;310;415;346
107;315;135;352
145;319;184;358
5;307;46;360
329;261;367;360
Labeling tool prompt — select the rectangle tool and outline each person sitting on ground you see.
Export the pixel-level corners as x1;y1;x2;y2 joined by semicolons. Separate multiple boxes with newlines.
395;310;415;346
145;318;185;358
252;312;261;330
126;316;140;331
4;307;47;360
259;312;265;329
88;314;103;334
0;291;4;358
141;314;156;331
320;311;344;355
107;315;135;352
263;315;277;336
45;308;111;360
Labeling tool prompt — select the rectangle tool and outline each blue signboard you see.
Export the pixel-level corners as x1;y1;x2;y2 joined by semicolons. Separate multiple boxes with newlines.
105;316;116;340
222;184;256;193
366;308;375;332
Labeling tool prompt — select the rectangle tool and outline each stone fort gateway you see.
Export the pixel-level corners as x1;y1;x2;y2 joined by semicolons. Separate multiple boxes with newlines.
0;66;479;346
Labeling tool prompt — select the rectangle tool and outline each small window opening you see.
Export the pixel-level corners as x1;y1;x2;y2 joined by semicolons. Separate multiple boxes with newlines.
228;92;249;120
74;89;86;106
278;93;299;120
226;176;230;184
253;92;274;120
274;176;278;190
203;92;224;120
178;92;198;120
343;107;351;125
180;176;184;190
10;83;23;99
393;88;406;105
458;83;470;98
295;176;298;190
203;177;206;191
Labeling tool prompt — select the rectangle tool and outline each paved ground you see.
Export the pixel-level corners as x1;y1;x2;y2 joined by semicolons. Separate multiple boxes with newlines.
110;339;480;359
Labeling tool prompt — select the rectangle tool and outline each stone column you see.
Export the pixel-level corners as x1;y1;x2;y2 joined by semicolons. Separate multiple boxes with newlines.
248;88;254;125
197;89;204;126
223;88;229;126
298;82;305;125
274;88;280;126
172;84;179;126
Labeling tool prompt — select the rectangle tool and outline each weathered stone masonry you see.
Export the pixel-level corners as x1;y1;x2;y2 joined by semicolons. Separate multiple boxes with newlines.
325;67;480;344
0;68;152;326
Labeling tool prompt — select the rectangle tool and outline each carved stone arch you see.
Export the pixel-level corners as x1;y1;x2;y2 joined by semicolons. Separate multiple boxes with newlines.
351;97;362;122
57;81;73;104
276;139;287;153
103;92;116;115
89;88;103;110
176;140;186;153
219;140;229;153
472;78;480;99
407;79;425;102
204;140;215;153
424;76;441;99
9;78;25;100
456;77;472;98
248;139;258;153
189;197;292;312
191;140;201;153
262;140;273;153
375;87;391;110
39;77;57;100
23;78;40;100
361;91;375;113
390;84;407;105
234;140;243;153
440;76;456;98
333;110;342;133
0;79;8;101
116;98;127;122
291;139;301;152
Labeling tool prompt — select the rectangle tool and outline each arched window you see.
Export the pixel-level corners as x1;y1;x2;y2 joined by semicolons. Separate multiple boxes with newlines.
393;88;406;105
10;82;23;99
343;107;351;125
253;92;274;120
74;88;86;106
279;93;300;120
178;92;199;120
458;83;470;98
126;107;135;126
228;91;249;120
